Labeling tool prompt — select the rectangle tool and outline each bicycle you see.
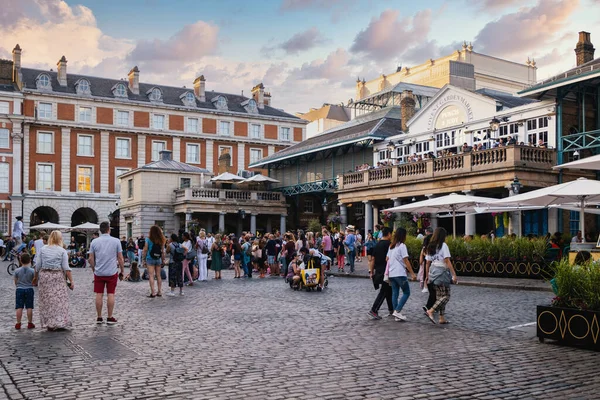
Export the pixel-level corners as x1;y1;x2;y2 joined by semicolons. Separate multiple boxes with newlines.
6;248;35;276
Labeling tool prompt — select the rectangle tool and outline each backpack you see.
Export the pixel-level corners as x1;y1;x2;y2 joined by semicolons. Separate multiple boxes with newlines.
199;239;209;254
149;240;162;259
172;243;185;263
244;243;252;256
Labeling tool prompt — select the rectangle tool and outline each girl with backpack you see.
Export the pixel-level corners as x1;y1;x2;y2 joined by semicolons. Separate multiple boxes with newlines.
196;231;209;282
181;232;194;286
210;234;223;280
142;225;166;297
232;240;242;278
167;234;185;296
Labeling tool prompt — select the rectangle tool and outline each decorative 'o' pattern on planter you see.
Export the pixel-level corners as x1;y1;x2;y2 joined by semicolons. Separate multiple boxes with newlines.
537;306;600;350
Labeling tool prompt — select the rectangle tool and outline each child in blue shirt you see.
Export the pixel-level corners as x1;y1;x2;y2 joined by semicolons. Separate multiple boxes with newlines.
14;252;35;329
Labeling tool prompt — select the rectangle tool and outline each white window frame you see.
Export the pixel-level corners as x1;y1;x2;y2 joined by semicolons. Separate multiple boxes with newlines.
0;101;9;114
0;162;9;193
280;127;291;142
219;120;231;136
0;129;9;149
115;167;130;194
36;163;54;192
186;143;200;164
153;114;165;130
36;74;51;90
127;179;134;199
152;140;167;161
249;148;263;164
186;117;199;134
78;106;92;123
0;209;8;236
114;83;128;98
38;102;52;119
77;165;94;193
303;199;314;213
526;117;549;147
115;137;131;159
76;79;91;95
116;110;129;127
77;134;94;157
218;145;233;166
149;88;162;102
250;124;261;139
37;131;54;154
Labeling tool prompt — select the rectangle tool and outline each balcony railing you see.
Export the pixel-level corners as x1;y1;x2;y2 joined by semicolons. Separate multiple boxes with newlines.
339;145;556;190
174;188;283;203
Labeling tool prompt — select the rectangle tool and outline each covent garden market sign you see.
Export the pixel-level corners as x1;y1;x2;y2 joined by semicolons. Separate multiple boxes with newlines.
427;93;475;131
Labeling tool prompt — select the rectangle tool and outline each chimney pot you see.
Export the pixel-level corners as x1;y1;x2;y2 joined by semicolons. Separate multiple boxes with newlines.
194;75;206;102
575;31;595;66
12;44;22;88
128;66;140;94
251;83;266;109
57;55;67;86
159;150;172;161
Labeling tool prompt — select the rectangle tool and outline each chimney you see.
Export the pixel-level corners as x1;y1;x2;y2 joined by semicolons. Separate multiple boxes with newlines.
128;66;140;95
218;148;232;174
251;83;265;109
159;150;172;161
575;31;595;66
57;55;67;86
194;75;206;102
264;91;271;107
400;90;416;132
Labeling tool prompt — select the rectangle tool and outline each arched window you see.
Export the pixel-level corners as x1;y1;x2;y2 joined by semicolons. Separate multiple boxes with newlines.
245;99;258;114
149;87;162;102
114;83;127;98
76;79;91;95
182;91;196;107
215;96;228;110
37;74;51;90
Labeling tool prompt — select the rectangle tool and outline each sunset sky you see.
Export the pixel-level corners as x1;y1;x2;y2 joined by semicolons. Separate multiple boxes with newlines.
1;0;598;113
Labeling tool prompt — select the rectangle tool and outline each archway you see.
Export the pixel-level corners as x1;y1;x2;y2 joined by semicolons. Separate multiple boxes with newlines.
30;206;59;226
71;207;98;226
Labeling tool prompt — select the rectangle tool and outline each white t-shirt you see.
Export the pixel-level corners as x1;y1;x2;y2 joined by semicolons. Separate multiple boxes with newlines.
387;243;409;278
425;243;451;263
182;240;192;251
34;239;45;256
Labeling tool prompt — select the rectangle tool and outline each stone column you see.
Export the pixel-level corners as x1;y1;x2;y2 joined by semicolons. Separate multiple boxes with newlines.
280;214;286;234
250;212;257;234
172;137;181;162
507;187;522;237
340;203;348;231
185;211;192;231
238;143;245;171
10;127;23;224
206;214;213;233
22;124;30;192
462;191;476;236
206;140;214;173
372;205;379;227
61;127;71;193
137;134;146;167
548;207;558;235
100;131;109;194
426;194;437;229
218;212;225;233
237;217;243;237
266;216;272;234
364;200;373;235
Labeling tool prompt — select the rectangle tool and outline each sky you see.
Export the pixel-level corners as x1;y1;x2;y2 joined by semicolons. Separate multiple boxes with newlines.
1;0;599;114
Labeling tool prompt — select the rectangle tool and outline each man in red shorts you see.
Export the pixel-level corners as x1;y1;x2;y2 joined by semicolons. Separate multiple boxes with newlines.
88;221;124;325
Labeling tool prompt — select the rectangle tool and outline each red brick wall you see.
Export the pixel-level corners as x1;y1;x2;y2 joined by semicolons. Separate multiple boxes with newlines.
204;118;216;134
57;103;74;121
108;132;138;193
29;126;62;192
169;115;184;131
69;131;101;193
265;124;278;140
23;100;34;117
134;111;149;128
96;107;113;124
234;121;248;137
293;127;303;142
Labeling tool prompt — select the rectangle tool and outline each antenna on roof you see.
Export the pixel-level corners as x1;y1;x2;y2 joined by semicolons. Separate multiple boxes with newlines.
241;90;244;96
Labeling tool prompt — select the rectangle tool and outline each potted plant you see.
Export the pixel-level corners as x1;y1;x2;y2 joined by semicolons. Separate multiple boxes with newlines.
537;258;600;350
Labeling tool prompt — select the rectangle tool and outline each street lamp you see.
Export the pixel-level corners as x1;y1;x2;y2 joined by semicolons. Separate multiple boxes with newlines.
238;209;246;219
322;197;328;213
386;141;395;158
574;150;580;159
489;117;501;148
510;176;522;195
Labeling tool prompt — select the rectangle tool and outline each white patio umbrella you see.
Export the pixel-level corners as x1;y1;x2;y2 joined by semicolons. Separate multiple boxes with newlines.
488;178;600;239
70;222;100;232
210;172;245;183
552;154;600;171
242;174;280;183
383;192;498;237
29;222;70;231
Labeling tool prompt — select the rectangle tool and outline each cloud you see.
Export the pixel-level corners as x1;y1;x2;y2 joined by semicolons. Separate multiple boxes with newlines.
127;21;219;63
475;0;523;12
350;9;432;62
279;0;343;12
288;48;350;82
276;27;327;55
474;0;580;60
402;40;461;66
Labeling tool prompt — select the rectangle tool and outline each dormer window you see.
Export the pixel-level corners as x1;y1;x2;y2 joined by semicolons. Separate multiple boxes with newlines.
213;95;228;111
36;74;51;90
181;91;196;107
75;79;91;95
113;83;128;98
148;87;162;102
244;99;258;114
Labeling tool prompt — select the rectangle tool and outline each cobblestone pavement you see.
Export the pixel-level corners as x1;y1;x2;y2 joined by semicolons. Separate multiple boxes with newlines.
0;264;599;399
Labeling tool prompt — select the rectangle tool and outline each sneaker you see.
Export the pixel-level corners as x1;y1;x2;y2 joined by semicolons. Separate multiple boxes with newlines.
15;323;21;330
167;291;175;297
180;291;185;296
394;317;406;322
392;311;402;319
96;317;104;324
368;310;382;320
395;312;407;321
27;322;35;329
106;317;117;325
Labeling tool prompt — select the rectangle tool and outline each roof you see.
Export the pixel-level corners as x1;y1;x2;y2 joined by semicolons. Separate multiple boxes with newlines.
250;107;402;168
518;57;600;99
299;104;350;123
356;82;439;104
139;158;211;174
475;88;536;108
19;67;301;120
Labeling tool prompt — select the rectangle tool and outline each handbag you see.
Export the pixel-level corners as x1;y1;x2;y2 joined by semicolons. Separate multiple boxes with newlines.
383;261;390;283
428;260;451;286
186;249;197;260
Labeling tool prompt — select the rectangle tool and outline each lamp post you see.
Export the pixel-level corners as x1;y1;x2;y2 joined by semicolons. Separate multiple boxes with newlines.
322;197;328;213
510;176;522;194
489;117;501;149
509;176;522;237
386;141;395;159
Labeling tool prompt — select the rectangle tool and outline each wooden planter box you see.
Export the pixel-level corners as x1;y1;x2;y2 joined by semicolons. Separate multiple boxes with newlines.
537;305;600;351
407;258;548;279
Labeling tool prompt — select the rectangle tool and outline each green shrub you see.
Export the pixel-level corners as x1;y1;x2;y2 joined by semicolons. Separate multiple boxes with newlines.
307;218;322;234
405;236;423;259
553;258;600;312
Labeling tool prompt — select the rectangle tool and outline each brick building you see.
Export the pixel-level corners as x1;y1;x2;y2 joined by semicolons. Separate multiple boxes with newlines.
0;45;306;237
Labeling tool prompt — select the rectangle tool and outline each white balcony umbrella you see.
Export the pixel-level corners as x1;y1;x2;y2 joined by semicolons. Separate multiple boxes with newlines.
488;178;600;239
242;174;280;183
210;172;245;183
29;222;70;231
552;154;600;171
383;192;498;237
70;222;100;232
